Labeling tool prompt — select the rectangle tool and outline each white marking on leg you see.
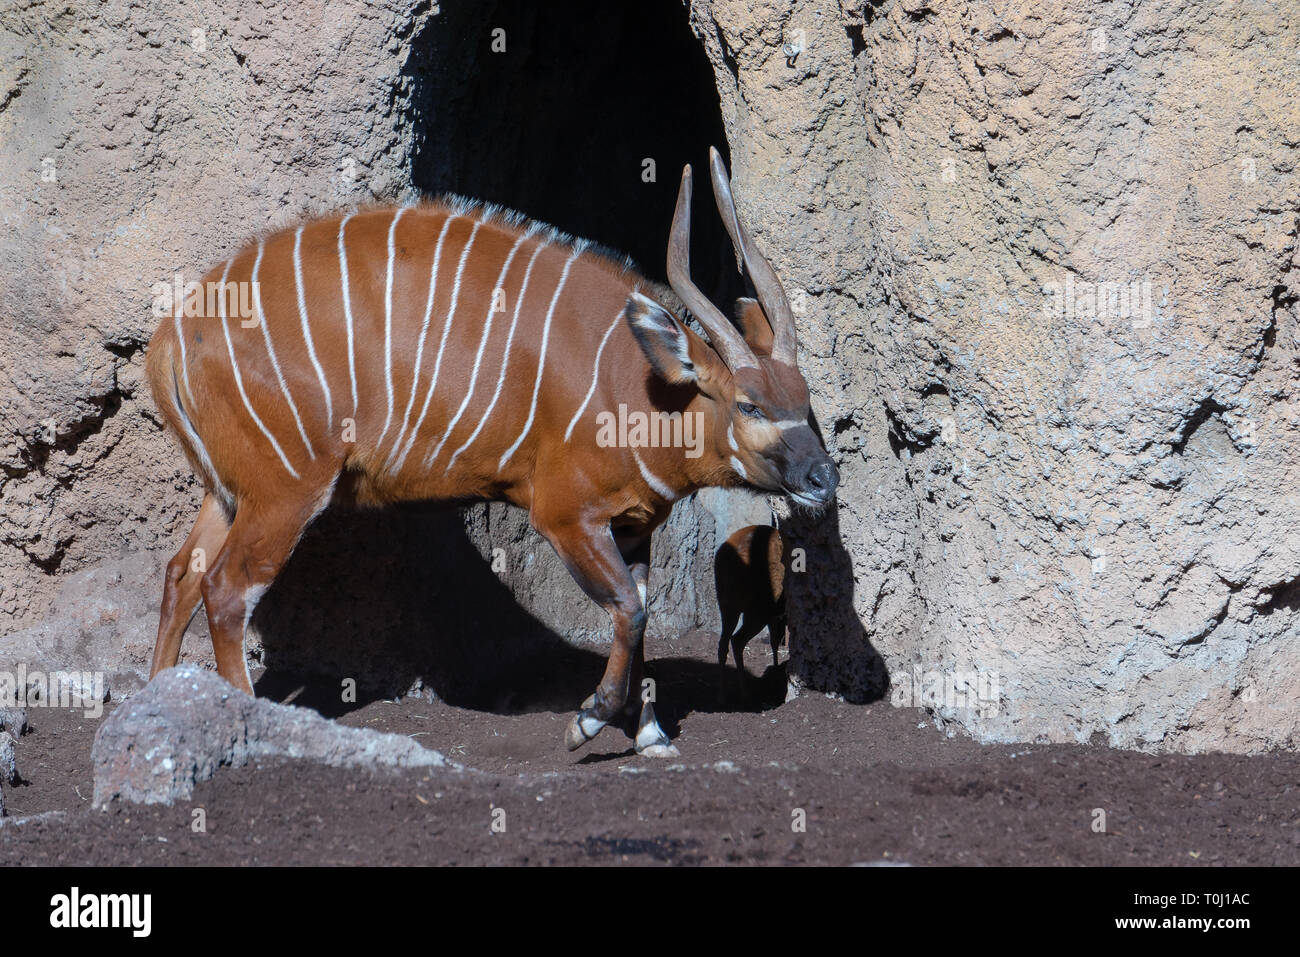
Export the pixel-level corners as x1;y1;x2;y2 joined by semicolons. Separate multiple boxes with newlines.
386;213;459;468
638;742;681;758
631;448;675;501
376;206;409;446
563;307;623;443
337;213;360;416
218;259;300;479
293;227;334;431
636;581;647;607
448;236;549;468
499;245;584;470
636;717;670;751
430;230;531;469
578;713;605;739
239;583;269;694
392;217;484;473
252;241;316;460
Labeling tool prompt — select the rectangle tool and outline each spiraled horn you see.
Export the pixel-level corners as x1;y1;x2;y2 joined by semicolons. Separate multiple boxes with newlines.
667;163;758;372
708;147;797;364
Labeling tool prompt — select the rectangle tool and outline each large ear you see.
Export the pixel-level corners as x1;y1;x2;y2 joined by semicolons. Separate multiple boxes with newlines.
733;298;774;355
625;292;697;385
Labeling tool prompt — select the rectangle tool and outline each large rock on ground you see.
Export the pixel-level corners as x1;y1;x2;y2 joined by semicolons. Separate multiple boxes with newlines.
91;665;453;807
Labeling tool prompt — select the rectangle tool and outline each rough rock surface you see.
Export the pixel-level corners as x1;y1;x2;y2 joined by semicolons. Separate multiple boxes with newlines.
2;550;215;699
4;0;1298;752
690;0;1300;751
91;665;452;807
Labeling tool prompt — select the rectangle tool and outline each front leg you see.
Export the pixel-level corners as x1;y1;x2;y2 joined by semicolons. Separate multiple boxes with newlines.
531;511;647;752
615;530;677;757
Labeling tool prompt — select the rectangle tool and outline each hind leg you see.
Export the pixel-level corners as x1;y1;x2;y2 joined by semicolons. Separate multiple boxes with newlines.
716;607;741;703
717;610;739;669
727;617;768;704
199;492;324;695
150;493;231;679
768;613;787;667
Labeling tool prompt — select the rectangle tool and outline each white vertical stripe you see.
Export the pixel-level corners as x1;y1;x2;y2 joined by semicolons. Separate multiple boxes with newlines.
251;241;316;459
563;307;624;443
173;310;193;405
498;246;583;470
218;258;301;479
632;448;675;500
174;398;231;512
173;263;233;506
447;236;549;470
168;299;231;508
386;213;459;467
376;206;409;445
431;231;531;469
337;212;359;416
391;217;483;473
293;226;334;432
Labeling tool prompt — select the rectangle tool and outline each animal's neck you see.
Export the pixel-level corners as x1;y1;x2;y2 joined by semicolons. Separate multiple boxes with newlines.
678;393;734;492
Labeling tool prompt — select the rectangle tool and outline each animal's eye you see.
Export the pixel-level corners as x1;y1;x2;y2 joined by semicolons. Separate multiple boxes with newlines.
737;402;765;420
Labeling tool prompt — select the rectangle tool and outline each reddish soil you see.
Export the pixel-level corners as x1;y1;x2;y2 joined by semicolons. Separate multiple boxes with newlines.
2;628;1298;866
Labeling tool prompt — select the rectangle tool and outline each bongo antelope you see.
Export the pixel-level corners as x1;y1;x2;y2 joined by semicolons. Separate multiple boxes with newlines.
145;148;838;756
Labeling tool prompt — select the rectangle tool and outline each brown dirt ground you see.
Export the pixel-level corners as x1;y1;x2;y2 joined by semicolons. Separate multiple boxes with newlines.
2;628;1298;866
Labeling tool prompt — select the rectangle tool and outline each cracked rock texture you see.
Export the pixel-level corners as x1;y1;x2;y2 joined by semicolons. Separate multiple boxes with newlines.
692;0;1300;750
91;665;452;806
3;0;1298;752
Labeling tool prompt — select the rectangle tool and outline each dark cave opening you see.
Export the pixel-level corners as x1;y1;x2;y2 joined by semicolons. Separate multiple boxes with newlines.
406;0;740;301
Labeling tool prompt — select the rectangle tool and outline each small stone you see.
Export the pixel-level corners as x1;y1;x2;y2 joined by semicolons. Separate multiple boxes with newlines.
0;708;27;738
0;732;17;785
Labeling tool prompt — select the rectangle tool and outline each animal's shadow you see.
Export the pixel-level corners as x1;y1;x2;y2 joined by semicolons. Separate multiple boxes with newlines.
782;489;891;705
250;492;877;752
251;503;777;726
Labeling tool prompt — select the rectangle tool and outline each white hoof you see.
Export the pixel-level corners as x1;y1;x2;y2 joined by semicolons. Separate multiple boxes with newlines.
637;743;680;759
564;711;606;751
